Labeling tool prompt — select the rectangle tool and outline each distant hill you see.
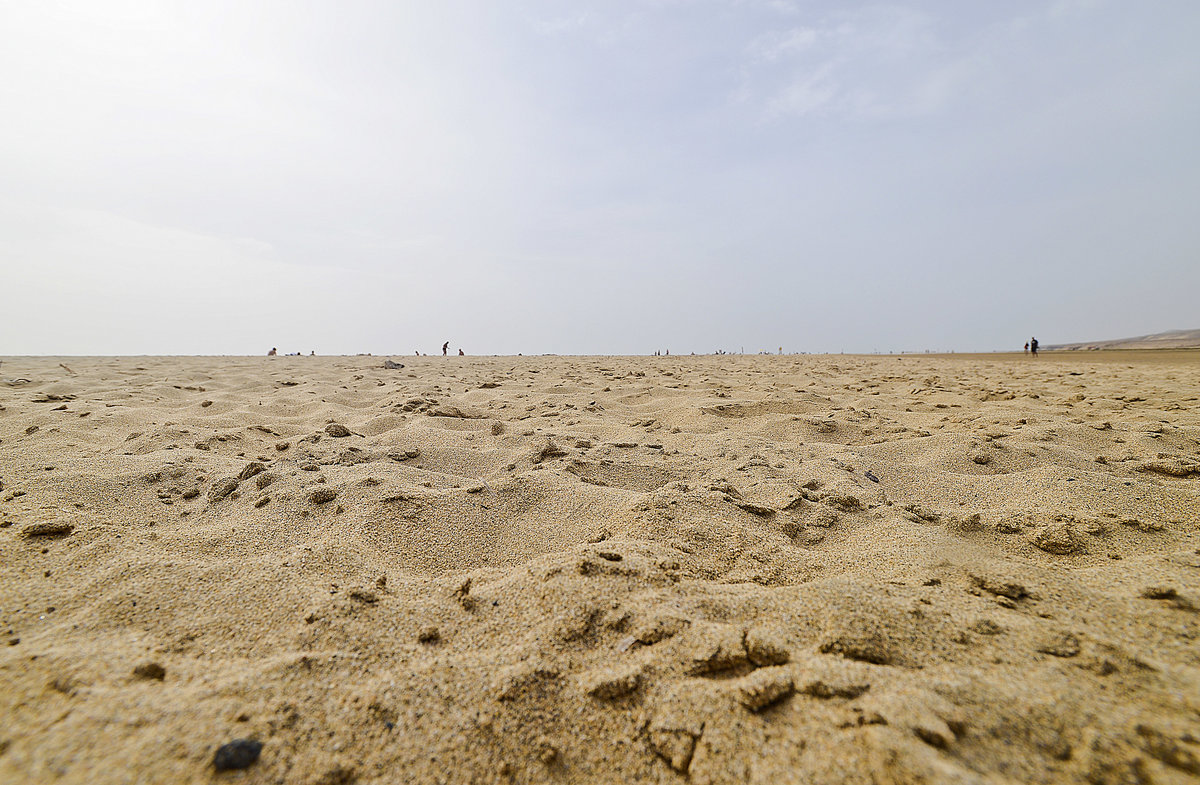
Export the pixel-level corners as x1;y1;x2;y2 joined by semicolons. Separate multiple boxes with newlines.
1044;328;1200;351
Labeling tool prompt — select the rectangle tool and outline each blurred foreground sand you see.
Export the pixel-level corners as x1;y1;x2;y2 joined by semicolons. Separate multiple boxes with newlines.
1;352;1198;784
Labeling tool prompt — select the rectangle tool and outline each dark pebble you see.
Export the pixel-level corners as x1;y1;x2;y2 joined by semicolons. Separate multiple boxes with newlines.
133;661;166;680
213;739;262;771
238;462;266;481
310;487;337;504
22;521;74;538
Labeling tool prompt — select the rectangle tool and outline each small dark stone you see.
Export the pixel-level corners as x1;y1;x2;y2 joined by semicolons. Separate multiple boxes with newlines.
213;739;262;771
310;487;337;504
325;424;352;438
238;462;266;481
133;661;166;680
22;521;74;538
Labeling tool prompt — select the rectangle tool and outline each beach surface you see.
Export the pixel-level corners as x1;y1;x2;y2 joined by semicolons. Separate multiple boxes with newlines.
2;352;1198;784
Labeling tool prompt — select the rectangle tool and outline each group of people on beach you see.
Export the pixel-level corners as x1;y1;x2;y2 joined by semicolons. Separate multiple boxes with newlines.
267;344;466;357
1024;337;1039;356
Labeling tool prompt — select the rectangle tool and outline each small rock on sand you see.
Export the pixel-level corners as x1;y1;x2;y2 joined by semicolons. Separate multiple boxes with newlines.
22;521;74;538
208;478;239;502
309;487;337;504
238;462;265;481
132;662;166;681
213;739;262;771
325;423;352;437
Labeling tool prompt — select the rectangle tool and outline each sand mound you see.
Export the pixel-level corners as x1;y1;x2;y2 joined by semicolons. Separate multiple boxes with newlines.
2;353;1198;783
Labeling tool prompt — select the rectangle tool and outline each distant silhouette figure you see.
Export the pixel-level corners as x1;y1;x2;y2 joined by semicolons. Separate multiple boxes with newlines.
442;342;449;356
1024;342;1029;353
267;347;277;356
1030;337;1039;356
458;348;464;356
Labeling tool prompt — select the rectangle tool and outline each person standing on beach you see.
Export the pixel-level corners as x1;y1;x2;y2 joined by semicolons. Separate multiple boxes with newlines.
1024;342;1029;353
442;341;449;356
1030;337;1039;356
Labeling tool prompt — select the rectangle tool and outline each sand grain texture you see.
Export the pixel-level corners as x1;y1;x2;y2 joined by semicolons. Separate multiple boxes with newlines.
1;352;1199;784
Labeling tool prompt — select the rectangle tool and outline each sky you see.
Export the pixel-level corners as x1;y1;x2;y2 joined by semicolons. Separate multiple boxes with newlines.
2;0;1198;356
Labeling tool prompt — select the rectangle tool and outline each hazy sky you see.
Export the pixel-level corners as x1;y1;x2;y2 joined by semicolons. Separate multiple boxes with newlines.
3;1;1198;355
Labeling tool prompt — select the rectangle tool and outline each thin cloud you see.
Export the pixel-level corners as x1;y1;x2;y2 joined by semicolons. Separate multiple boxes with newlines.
742;6;980;121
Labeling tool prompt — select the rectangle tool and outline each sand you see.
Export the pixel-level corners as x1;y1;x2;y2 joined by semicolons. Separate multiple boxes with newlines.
1;352;1198;784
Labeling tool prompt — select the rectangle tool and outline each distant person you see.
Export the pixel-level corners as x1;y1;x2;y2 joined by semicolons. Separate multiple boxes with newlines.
415;350;419;356
1024;342;1029;353
458;348;464;356
310;350;315;356
267;347;277;356
442;341;449;356
1030;337;1039;356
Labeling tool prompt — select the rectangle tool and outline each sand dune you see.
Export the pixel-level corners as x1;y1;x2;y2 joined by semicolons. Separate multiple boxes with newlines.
1;352;1198;784
1045;328;1200;351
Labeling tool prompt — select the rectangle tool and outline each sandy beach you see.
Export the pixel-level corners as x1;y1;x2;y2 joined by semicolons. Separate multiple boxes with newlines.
1;352;1198;784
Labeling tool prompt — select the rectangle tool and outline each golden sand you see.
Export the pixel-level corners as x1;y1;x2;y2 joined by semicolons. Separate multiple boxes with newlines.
1;352;1198;783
